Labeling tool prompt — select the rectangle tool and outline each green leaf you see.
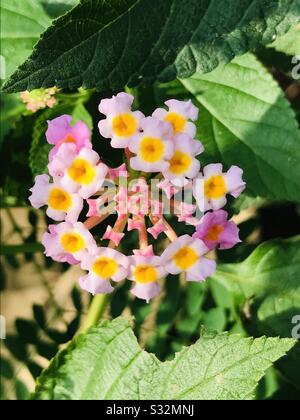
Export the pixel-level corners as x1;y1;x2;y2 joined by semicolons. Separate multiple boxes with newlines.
0;0;51;80
3;0;300;92
181;53;300;202
270;24;300;56
33;318;295;400
212;236;300;387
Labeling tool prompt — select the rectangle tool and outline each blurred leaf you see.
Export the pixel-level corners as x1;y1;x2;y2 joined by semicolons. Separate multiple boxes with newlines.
66;316;81;339
4;254;20;269
15;379;30;400
32;318;295;400
33;305;46;330
36;340;58;360
27;361;43;379
0;93;25;149
201;307;227;333
0;264;6;291
1;243;43;255
15;319;38;344
110;282;131;318
5;334;28;361
0;357;14;379
28;210;38;227
71;287;83;313
255;367;280;400
147;275;181;357
72;102;93;131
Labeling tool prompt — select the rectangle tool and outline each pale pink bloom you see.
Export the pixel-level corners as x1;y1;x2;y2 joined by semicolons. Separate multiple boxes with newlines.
153;99;198;137
46;114;91;161
193;164;245;211
147;219;167;239
163;133;203;187
80;248;129;295
129;117;174;172
193;210;241;250
42;222;97;263
102;225;125;246
98;92;144;148
161;234;216;282
48;144;108;199
128;254;166;302
29;174;83;222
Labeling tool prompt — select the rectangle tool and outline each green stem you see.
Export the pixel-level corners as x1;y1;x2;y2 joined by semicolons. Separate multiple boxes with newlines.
80;294;109;333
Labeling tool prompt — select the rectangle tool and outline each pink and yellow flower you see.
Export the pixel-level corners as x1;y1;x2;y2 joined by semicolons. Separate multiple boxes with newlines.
46;115;91;160
161;234;216;282
153;99;198;137
80;248;129;295
42;222;97;263
48;144;108;199
163;133;203;186
193;210;240;250
128;254;166;302
98;92;144;148
194;164;245;211
128;117;174;172
29;174;83;222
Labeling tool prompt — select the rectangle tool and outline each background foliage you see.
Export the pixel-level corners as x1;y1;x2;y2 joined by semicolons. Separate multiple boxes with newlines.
0;0;300;400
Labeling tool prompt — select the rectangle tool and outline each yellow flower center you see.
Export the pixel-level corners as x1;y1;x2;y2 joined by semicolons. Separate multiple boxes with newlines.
112;113;137;137
205;224;224;242
48;187;72;211
60;232;85;253
168;150;192;174
93;257;117;278
67;158;96;185
204;175;227;199
173;246;198;270
140;136;165;163
165;112;186;133
134;265;158;284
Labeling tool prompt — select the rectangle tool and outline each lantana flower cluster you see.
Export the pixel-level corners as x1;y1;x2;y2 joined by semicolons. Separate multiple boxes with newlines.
29;92;245;302
20;88;58;112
